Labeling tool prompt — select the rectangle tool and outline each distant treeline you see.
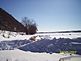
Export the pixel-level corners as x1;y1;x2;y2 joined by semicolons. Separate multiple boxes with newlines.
37;30;81;34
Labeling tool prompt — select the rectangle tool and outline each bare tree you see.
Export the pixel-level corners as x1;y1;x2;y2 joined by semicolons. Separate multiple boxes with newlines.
21;17;38;35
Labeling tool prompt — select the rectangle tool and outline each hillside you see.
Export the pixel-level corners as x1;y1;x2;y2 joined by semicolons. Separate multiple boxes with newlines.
0;8;25;32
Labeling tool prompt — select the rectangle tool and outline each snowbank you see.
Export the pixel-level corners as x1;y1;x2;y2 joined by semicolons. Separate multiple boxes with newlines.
0;49;71;61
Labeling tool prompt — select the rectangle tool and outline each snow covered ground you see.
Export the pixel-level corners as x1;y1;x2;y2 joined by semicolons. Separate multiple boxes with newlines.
0;30;34;41
0;30;81;41
0;30;81;61
36;32;81;39
0;49;80;61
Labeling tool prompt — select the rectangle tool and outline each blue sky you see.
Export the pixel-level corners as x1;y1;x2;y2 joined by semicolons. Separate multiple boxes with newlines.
0;0;81;31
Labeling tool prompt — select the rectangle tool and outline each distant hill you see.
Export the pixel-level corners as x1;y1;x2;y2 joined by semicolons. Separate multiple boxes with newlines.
0;8;25;32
